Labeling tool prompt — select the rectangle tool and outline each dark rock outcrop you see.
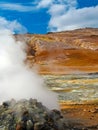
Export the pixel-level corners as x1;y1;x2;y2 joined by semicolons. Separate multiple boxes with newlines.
0;99;67;130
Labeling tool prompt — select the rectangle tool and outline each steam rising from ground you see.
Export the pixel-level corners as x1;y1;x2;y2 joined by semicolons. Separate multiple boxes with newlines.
0;30;59;109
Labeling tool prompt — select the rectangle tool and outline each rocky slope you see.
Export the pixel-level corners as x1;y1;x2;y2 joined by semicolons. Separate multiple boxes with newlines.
0;99;76;130
15;28;98;74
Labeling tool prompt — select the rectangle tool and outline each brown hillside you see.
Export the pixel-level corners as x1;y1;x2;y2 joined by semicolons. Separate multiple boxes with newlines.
15;28;98;74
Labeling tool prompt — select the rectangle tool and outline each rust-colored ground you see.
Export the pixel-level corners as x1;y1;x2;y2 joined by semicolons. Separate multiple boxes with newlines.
35;49;98;74
23;28;98;74
60;102;98;128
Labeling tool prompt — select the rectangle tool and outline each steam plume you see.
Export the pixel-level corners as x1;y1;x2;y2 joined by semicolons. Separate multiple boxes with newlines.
0;30;59;109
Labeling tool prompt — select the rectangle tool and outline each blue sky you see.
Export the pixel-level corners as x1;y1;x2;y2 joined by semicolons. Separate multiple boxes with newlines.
0;0;98;34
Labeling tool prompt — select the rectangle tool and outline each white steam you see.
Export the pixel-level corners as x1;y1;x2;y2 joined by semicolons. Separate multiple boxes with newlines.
0;30;59;109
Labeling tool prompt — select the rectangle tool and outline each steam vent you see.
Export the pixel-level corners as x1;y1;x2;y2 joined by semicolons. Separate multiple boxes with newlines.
1;28;98;129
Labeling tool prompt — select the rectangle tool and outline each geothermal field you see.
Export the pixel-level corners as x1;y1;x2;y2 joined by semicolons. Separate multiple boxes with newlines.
0;28;98;129
25;28;98;129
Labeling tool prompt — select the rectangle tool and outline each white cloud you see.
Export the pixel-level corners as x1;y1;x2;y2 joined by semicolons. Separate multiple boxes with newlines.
0;3;34;12
48;4;66;16
0;17;27;33
37;0;53;8
36;0;98;32
36;0;77;9
48;5;98;32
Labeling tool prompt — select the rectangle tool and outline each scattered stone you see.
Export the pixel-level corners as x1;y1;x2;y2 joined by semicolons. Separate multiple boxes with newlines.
0;99;66;130
3;102;10;108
